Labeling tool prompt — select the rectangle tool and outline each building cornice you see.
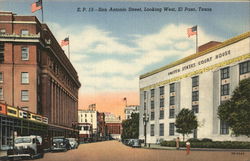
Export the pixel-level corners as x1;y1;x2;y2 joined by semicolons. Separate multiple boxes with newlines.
140;53;250;91
45;46;81;88
140;31;250;79
0;21;37;24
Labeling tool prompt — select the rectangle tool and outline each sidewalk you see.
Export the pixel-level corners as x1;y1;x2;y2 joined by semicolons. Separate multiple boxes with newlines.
141;143;250;152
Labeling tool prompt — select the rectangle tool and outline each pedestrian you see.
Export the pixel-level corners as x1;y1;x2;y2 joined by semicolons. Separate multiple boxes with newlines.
186;141;190;155
176;137;180;150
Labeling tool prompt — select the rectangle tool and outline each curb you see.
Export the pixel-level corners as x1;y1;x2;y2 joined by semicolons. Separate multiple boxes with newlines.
141;146;250;152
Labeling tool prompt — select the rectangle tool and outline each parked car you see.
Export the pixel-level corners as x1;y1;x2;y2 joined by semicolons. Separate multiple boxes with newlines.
123;139;130;145
51;137;71;152
127;139;141;148
66;138;78;149
131;139;141;148
7;135;44;159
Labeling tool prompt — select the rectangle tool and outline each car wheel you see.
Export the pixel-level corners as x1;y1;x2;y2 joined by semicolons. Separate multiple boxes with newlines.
30;151;36;159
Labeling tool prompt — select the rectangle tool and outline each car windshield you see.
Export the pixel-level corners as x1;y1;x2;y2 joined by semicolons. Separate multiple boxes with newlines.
53;138;64;142
67;138;75;142
15;138;31;144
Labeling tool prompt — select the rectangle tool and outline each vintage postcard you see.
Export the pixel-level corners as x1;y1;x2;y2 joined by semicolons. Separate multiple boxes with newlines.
0;0;249;161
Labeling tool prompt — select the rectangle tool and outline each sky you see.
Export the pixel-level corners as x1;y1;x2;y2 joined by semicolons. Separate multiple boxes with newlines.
0;0;249;118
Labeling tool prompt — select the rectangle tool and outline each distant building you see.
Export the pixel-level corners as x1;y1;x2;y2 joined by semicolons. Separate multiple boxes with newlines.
124;105;139;120
78;109;97;134
139;32;250;143
78;123;92;141
105;112;122;139
97;112;107;137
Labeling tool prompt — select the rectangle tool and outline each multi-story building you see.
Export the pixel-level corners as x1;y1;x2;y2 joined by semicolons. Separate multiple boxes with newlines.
0;11;81;143
78;109;97;134
105;112;122;139
139;32;250;143
97;112;107;137
124;105;139;120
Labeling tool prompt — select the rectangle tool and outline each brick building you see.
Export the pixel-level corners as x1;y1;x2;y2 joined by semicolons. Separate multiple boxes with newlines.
0;11;81;130
105;112;122;139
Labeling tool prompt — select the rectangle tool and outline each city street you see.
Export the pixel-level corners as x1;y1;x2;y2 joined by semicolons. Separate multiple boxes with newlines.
27;141;250;161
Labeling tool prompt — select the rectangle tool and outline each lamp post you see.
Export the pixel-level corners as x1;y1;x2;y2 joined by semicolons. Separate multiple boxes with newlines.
143;113;149;147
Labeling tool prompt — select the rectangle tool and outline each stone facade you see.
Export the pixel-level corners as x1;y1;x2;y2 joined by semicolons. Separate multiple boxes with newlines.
139;32;250;143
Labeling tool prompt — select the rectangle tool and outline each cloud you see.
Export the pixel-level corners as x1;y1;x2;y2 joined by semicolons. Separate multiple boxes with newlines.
48;23;137;55
48;22;222;94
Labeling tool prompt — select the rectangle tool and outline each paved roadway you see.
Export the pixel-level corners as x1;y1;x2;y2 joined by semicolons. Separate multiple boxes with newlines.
30;141;250;161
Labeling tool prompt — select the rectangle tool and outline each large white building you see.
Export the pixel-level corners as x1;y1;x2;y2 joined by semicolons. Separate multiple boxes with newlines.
139;32;250;143
78;109;97;134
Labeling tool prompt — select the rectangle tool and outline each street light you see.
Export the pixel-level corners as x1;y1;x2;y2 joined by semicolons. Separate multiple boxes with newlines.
143;113;149;147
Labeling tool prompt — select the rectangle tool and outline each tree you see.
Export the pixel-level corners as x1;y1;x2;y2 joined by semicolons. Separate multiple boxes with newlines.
218;78;250;137
175;108;198;141
121;113;139;140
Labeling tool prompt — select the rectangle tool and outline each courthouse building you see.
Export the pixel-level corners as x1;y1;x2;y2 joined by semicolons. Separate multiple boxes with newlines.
0;11;81;140
139;32;250;143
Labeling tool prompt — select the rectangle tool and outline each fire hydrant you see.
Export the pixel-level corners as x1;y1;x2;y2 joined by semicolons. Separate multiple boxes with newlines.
186;141;190;155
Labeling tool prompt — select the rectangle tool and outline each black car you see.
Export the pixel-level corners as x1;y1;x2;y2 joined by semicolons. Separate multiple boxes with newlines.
51;137;71;152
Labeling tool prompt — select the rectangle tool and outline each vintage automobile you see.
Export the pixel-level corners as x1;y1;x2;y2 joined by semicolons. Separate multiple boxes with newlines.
7;135;44;159
127;139;141;148
66;138;78;149
51;137;71;152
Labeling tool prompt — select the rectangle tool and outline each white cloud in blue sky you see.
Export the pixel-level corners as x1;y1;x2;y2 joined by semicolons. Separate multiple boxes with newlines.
50;23;223;93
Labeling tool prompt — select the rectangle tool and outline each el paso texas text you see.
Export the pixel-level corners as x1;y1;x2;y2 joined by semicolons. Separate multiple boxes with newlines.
77;7;212;12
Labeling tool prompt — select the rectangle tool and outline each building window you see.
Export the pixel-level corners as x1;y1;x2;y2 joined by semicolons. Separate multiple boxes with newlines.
21;72;29;84
221;67;230;79
170;83;175;93
85;119;87;122
0;29;6;35
150;111;155;120
144;91;147;100
159;110;164;119
21;47;29;60
192;105;199;113
160;98;164;107
21;29;29;36
151;100;154;109
159;123;164;136
221;84;230;96
0;88;3;100
0;42;4;63
150;89;155;98
169;123;175;136
150;124;155;136
21;90;29;101
193;129;197;139
169;96;175;105
192;91;199;101
192;76;199;87
239;61;250;75
169;109;175;118
159;86;164;95
0;72;3;83
220;120;229;135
